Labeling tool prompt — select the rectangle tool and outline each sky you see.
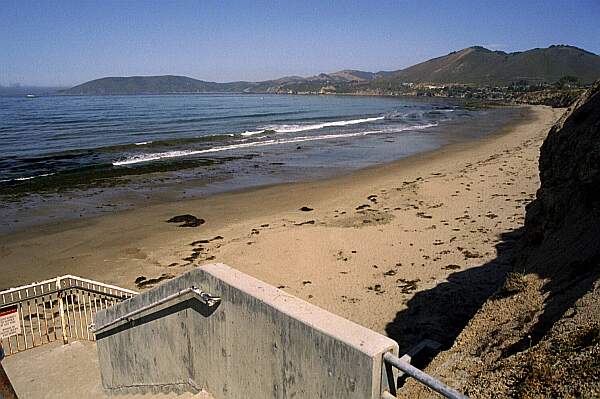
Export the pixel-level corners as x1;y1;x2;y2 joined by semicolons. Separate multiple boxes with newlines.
2;0;600;87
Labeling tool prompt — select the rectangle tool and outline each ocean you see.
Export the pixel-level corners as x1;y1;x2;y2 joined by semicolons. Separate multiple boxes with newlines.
0;93;521;231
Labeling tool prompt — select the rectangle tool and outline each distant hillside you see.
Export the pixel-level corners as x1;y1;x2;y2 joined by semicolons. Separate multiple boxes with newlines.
61;45;600;95
373;45;600;86
60;75;253;95
60;71;378;95
306;70;385;82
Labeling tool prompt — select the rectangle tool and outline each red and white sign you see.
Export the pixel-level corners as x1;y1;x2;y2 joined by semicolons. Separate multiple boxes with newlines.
0;306;21;339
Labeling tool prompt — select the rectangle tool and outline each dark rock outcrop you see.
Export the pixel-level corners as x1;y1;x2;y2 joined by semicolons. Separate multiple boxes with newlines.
519;80;600;274
497;81;600;395
515;88;584;108
399;82;600;398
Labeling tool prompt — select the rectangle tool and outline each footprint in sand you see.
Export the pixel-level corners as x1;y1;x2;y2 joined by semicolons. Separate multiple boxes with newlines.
396;278;420;294
135;273;175;289
367;284;384;295
295;220;315;226
443;264;461;270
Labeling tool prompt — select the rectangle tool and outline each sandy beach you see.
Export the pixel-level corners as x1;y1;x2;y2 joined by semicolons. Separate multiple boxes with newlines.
0;105;562;350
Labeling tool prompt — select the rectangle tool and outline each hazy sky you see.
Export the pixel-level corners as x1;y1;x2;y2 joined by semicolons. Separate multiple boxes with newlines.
2;0;600;87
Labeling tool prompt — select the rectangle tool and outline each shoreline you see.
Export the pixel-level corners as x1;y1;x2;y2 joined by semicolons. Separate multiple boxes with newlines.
0;105;562;342
0;101;523;235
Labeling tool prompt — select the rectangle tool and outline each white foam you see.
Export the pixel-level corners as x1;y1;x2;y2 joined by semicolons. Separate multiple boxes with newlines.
241;129;267;137
134;141;152;146
115;131;379;166
241;116;385;137
268;116;385;133
410;122;438;130
376;122;438;134
0;172;55;183
113;122;437;166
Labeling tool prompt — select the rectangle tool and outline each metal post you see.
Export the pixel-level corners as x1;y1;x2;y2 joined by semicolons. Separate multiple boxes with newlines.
381;390;396;399
0;344;19;399
56;278;68;345
383;352;468;399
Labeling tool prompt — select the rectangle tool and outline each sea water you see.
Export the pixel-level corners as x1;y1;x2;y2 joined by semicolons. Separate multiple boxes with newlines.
0;94;518;188
0;93;521;231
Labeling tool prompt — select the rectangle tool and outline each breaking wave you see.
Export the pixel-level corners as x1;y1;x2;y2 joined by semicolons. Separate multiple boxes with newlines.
241;116;385;136
0;173;56;183
113;122;437;166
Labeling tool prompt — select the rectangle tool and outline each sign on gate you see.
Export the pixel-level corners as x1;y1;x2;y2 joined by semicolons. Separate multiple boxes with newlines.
0;306;21;339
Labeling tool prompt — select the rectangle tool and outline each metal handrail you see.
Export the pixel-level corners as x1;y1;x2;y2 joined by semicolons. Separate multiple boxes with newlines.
383;352;468;399
92;287;220;334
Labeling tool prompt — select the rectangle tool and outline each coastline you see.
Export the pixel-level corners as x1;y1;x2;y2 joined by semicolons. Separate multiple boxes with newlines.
0;105;562;342
2;93;516;235
0;98;521;235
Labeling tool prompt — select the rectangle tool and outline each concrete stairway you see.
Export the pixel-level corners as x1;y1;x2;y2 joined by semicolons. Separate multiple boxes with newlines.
2;341;213;399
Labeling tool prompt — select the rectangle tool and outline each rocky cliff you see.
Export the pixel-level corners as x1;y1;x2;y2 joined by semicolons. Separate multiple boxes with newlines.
501;80;600;398
521;81;600;267
515;88;585;108
402;83;600;398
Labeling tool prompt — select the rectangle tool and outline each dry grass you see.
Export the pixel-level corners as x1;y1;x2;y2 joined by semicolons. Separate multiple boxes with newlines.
496;272;529;298
513;324;600;398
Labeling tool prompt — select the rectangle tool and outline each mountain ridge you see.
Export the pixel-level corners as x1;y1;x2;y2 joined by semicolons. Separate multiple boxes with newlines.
60;45;600;95
375;45;600;86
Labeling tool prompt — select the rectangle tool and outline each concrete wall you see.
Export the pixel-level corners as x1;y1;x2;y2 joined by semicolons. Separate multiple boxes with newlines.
95;264;398;398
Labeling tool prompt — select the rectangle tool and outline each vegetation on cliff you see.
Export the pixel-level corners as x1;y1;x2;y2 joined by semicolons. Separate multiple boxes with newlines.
403;82;600;398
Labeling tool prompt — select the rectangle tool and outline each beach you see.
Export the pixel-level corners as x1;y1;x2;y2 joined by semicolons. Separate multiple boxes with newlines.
0;105;562;349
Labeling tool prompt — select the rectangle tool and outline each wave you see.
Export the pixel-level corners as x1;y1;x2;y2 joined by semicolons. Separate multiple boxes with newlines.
241;129;269;137
0;172;55;183
113;122;437;166
403;122;438;130
241;116;385;136
114;131;382;166
169;110;307;124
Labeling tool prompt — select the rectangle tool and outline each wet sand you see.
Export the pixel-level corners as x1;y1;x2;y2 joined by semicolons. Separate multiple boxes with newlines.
0;105;562;343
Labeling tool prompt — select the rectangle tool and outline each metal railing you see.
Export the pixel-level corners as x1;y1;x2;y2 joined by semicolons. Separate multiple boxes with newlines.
382;351;468;398
0;275;137;356
380;340;468;398
93;286;220;335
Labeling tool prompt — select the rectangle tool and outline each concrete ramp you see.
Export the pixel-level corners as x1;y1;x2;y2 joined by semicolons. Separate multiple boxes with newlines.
95;263;398;398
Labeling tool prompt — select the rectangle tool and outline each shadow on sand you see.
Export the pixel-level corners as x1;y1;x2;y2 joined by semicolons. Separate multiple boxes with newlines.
385;222;600;364
384;228;523;356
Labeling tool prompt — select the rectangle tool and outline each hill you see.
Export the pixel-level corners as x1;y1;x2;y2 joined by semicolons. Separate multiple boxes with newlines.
60;75;254;95
60;70;382;95
374;45;600;86
61;45;600;95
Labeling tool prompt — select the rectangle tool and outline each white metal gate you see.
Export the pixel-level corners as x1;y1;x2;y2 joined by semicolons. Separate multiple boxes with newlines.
0;275;137;356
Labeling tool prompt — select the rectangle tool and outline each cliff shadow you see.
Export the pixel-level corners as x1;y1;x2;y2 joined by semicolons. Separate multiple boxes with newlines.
384;222;600;364
384;228;523;356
